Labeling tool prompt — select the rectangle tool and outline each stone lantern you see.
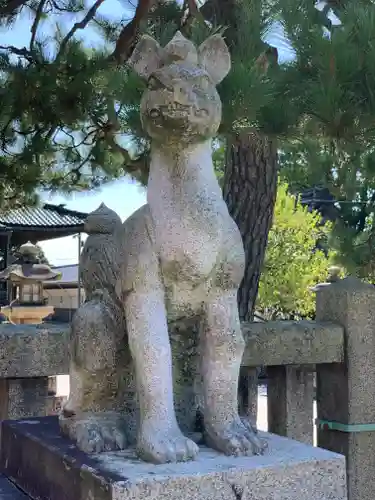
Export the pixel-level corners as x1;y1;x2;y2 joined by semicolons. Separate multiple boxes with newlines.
0;241;62;324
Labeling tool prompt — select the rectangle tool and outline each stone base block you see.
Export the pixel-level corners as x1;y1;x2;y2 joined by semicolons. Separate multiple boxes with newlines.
0;417;347;500
0;474;29;499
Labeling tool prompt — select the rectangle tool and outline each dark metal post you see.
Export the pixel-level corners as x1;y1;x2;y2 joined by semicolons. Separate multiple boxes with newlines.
77;232;82;307
4;231;12;303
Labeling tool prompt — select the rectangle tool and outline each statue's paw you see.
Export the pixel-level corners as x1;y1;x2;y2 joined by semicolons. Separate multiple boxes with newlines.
205;416;267;457
60;412;128;454
240;415;258;434
76;419;127;454
137;421;199;464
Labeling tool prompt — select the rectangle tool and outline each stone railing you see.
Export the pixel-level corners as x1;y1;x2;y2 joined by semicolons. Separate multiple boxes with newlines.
241;319;344;444
0;276;374;500
0;323;69;419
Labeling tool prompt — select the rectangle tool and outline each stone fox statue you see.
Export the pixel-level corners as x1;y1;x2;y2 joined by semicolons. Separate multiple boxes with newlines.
61;31;264;464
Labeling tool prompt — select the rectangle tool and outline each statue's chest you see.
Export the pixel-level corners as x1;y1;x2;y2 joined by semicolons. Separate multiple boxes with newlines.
154;212;223;283
157;214;245;321
148;163;239;286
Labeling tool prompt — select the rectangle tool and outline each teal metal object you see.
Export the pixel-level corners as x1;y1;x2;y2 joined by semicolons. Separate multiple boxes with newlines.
316;419;375;433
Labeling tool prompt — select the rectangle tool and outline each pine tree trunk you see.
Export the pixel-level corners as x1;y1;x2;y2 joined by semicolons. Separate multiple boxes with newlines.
223;130;278;321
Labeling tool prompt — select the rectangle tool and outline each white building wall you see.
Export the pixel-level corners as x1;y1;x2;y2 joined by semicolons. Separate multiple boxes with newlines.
44;288;85;309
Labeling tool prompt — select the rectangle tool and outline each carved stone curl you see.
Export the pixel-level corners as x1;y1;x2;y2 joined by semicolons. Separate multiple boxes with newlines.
61;32;266;463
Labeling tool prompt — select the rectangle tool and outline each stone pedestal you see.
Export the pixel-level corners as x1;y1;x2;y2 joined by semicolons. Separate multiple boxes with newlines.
0;305;55;324
0;473;28;499
0;417;346;500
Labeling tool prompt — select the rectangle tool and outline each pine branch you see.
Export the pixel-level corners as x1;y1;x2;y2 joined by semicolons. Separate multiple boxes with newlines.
56;0;106;59
110;0;153;64
103;128;149;183
186;0;200;18
181;0;205;32
30;0;46;50
49;0;84;12
0;44;37;62
102;127;131;161
199;0;215;20
0;0;28;16
255;46;278;73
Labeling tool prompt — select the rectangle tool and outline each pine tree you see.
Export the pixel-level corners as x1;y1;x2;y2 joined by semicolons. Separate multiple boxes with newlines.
207;0;375;299
3;0;375;305
211;0;282;321
277;1;375;279
217;0;375;316
0;0;286;322
0;0;155;209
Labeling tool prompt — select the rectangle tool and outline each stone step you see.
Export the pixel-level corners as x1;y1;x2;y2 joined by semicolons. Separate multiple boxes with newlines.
0;416;347;500
0;475;29;499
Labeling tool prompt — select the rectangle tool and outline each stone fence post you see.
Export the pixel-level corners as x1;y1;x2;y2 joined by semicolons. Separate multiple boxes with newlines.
315;276;375;500
0;378;49;420
0;323;71;425
268;364;314;444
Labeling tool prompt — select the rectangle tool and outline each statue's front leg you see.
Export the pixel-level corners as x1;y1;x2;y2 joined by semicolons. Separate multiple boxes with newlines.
125;282;199;464
200;289;266;456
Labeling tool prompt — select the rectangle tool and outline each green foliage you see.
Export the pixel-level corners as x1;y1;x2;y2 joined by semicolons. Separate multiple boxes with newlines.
328;211;375;280
1;39;136;190
214;0;301;135
276;1;375;142
34;243;50;264
274;1;375;279
256;183;334;319
279;134;375;278
212;139;225;185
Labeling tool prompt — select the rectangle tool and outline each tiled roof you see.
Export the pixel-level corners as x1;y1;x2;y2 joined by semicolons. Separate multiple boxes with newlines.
0;204;87;229
48;264;79;284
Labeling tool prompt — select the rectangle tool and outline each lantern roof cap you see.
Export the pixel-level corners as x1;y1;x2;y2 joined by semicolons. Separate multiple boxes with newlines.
18;241;39;257
0;263;62;282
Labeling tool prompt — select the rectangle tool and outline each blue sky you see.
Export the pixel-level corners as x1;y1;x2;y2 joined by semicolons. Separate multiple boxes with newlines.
0;0;295;265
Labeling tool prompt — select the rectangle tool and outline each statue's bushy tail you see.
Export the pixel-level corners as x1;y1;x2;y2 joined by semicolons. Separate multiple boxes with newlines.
80;203;124;304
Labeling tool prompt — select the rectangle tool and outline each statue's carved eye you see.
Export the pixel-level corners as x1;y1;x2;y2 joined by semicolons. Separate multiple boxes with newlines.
201;76;211;89
148;77;163;90
194;76;211;92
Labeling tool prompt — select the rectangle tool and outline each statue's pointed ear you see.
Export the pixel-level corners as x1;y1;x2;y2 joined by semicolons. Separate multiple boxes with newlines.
198;34;231;84
128;35;165;79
